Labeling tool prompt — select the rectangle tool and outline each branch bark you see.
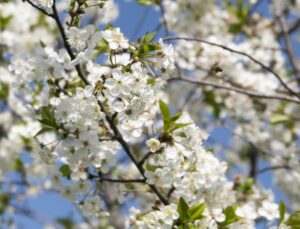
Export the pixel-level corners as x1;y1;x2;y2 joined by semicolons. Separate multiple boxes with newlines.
163;36;300;100
169;76;300;104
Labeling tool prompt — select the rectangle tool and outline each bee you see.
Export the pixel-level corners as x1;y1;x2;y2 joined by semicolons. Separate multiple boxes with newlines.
210;61;223;75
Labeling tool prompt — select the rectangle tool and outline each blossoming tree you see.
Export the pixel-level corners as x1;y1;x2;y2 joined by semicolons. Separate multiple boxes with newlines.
1;0;300;228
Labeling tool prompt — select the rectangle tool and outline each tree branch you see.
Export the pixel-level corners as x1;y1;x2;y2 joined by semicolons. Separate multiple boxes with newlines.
277;14;300;88
27;0;170;206
100;178;146;183
25;0;54;18
256;165;290;175
169;76;300;104
51;2;89;85
163;36;300;100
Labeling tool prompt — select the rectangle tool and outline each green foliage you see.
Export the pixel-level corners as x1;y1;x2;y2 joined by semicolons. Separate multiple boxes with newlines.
147;78;156;85
95;38;110;56
35;106;59;137
39;40;46;48
177;197;190;223
0;192;10;215
217;206;241;229
203;90;225;118
159;100;192;134
14;158;25;174
279;201;286;225
0;14;13;31
235;178;254;194
176;197;206;226
0;83;9;101
270;114;294;128
57;218;74;229
136;0;160;6
226;0;250;34
59;164;72;179
286;210;300;228
137;32;160;59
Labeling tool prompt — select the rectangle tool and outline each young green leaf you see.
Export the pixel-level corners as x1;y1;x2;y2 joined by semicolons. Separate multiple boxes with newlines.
159;100;171;121
60;164;72;179
218;206;241;228
177;197;190;223
286;211;300;227
143;32;157;43
279;201;286;225
136;0;157;6
188;203;206;221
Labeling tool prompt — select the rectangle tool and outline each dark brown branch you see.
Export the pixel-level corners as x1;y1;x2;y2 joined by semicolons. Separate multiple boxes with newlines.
278;18;300;37
277;14;300;88
97;101;169;205
51;2;89;85
167;186;175;199
28;0;169;206
163;36;300;100
138;152;155;167
256;165;290;175
25;0;54;18
100;178;146;183
169;76;300;104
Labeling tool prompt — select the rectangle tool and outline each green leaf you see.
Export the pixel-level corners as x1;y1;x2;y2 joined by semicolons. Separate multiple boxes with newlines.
95;38;110;56
218;206;241;228
57;218;74;229
286;211;300;227
170;111;183;123
226;0;250;34
136;0;157;6
14;158;25;175
0;14;13;30
279;201;286;225
188;203;206;221
203;90;224;118
0;83;9;101
270;114;290;125
60;164;71;179
0;193;10;215
177;197;190;223
39;40;46;48
144;164;157;172
36;106;58;134
236;178;254;194
159;100;171;121
143;32;156;43
34;127;56;137
168;123;192;133
147;78;156;85
159;100;192;134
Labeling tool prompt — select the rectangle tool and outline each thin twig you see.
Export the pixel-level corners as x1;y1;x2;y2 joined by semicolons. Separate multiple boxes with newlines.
51;2;89;85
100;178;146;183
138;152;154;167
25;0;54;18
256;165;290;175
159;3;169;36
278;18;300;37
169;76;300;104
277;14;300;88
163;36;300;100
